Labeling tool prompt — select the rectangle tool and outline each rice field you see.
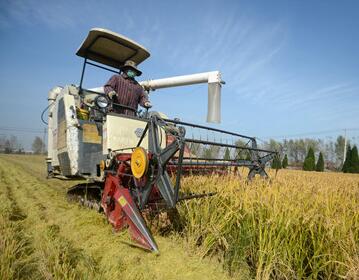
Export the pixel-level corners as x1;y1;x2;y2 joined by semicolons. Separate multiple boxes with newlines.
179;171;359;279
1;154;358;279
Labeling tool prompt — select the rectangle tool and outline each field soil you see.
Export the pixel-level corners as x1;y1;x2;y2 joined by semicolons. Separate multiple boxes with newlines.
0;155;230;280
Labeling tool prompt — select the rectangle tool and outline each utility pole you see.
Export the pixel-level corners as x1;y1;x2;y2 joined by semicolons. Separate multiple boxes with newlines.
343;129;347;164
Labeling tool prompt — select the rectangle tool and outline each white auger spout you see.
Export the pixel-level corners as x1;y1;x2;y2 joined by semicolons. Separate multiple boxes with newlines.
140;71;224;123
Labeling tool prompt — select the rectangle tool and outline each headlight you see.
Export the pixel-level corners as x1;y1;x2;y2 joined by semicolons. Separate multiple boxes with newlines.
95;96;109;108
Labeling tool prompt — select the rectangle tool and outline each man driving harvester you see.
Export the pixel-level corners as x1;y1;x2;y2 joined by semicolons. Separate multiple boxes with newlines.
104;60;152;116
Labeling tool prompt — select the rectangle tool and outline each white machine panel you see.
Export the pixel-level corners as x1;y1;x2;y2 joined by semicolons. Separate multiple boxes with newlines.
103;114;166;154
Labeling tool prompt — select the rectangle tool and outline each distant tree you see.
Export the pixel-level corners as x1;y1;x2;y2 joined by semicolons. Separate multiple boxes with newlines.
0;136;5;151
2;135;21;153
223;147;231;160
271;154;282;169
266;139;283;153
235;139;248;159
285;139;308;163
324;140;336;169
32;136;45;154
282;154;288;169
298;139;308;162
315;152;325;172
335;136;347;167
303;147;315;171
348;145;359;173
190;143;202;157
16;148;25;154
211;146;220;159
4;140;12;154
201;145;219;159
10;135;20;150
342;145;352;173
245;151;251;160
202;148;211;159
287;139;300;163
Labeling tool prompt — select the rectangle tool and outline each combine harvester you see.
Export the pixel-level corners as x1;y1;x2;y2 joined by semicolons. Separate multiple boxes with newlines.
46;28;276;252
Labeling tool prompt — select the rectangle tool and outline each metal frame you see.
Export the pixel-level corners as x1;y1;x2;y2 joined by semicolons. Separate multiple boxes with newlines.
79;58;120;90
79;34;137;89
162;117;276;180
132;115;276;210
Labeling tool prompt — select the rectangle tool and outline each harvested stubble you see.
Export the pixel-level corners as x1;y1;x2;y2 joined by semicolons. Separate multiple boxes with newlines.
0;155;230;280
178;170;359;279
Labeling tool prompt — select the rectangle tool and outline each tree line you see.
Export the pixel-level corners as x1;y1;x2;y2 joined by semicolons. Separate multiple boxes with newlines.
189;135;358;174
342;145;359;173
0;135;24;153
264;136;359;173
0;135;45;154
271;147;325;171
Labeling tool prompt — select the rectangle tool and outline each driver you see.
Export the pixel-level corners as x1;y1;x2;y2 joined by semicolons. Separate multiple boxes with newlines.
104;60;152;116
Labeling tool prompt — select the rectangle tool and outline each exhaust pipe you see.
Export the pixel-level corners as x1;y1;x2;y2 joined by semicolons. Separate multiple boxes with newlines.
140;71;224;123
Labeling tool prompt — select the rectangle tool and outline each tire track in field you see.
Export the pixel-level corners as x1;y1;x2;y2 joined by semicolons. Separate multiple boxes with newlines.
1;159;107;276
0;163;50;223
0;158;143;279
0;167;41;279
3;155;76;193
0;167;27;222
5;186;27;221
0;158;127;279
0;159;100;279
3;178;27;222
0;155;233;280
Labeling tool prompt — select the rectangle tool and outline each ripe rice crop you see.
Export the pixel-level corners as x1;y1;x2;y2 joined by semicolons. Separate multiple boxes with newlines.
1;154;358;279
178;170;359;279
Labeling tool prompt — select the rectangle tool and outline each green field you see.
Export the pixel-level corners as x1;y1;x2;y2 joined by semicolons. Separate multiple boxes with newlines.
1;154;358;279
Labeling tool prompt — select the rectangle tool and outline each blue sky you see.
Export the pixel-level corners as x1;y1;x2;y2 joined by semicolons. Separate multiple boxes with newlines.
0;0;358;149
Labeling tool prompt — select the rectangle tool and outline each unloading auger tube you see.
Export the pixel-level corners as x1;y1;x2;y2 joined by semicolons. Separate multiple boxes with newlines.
68;115;276;253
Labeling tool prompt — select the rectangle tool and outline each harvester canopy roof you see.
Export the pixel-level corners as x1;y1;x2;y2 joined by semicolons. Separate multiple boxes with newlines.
76;28;150;69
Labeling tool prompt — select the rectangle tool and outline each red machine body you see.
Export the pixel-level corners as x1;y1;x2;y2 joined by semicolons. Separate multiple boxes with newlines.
101;153;161;252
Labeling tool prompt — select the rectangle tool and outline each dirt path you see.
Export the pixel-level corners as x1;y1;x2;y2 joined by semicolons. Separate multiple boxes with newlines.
0;155;231;280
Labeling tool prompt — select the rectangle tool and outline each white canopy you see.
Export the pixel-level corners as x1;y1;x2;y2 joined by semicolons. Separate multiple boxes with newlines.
76;28;150;69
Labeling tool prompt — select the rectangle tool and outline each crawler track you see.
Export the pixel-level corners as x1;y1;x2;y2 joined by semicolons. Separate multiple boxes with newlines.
66;182;103;212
